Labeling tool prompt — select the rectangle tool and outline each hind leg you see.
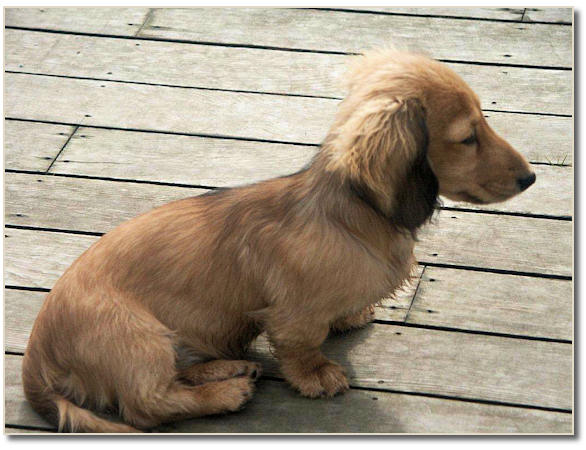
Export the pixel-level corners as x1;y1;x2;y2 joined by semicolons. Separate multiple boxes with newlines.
178;360;262;385
121;376;256;429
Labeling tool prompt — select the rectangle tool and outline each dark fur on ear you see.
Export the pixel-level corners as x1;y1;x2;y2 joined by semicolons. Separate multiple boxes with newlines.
332;97;439;234
389;101;439;233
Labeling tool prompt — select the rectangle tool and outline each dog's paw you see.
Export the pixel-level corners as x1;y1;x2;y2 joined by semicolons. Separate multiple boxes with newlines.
331;305;376;333
291;362;349;398
206;376;256;414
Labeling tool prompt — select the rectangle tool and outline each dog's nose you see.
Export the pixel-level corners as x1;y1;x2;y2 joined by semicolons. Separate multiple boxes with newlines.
517;172;536;191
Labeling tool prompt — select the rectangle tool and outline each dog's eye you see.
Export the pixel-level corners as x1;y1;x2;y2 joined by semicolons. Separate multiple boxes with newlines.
461;133;477;145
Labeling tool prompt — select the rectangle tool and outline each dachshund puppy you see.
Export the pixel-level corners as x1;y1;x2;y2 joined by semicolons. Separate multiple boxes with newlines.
22;50;535;432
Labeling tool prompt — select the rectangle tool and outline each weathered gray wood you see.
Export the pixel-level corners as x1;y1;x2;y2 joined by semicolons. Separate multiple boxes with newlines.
51;130;572;216
5;173;206;234
363;7;573;24
55;131;317;189
4;121;74;172
5;74;573;165
5;174;573;276
249;324;572;410
4;229;98;289
4;355;572;433
4;290;46;354
5;7;149;34
4;29;572;116
418;211;571;277
408;267;573;341
350;7;524;21
140;9;572;68
5;8;571;66
523;8;572;24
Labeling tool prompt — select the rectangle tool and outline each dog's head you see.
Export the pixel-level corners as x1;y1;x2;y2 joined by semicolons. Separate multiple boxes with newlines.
325;50;535;231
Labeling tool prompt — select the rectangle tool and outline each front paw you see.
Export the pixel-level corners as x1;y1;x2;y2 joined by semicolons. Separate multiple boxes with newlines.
288;361;349;398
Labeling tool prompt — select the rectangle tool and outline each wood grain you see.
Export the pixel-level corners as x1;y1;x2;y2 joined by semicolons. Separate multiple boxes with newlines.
347;7;524;21
408;267;573;340
249;324;572;410
5;29;572;115
4;354;572;433
4;120;74;172
5;7;149;34
5;74;573;165
4;229;98;289
418;211;571;277
140;8;572;68
5;172;206;234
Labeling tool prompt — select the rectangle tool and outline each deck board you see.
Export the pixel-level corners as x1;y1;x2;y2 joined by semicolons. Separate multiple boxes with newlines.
6;8;571;67
343;7;525;21
5;7;149;34
4;121;74;172
4;295;572;410
139;9;572;68
5;74;573;166
5;29;572;115
4;354;572;434
408;268;572;341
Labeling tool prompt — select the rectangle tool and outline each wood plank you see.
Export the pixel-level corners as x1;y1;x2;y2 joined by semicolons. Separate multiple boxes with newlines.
5;175;572;278
523;8;573;24
408;267;573;341
5;290;46;354
418;211;571;277
4;7;149;34
140;9;572;68
47;131;572;217
4;120;74;172
362;7;573;24
5;73;573;166
5;172;206;234
4;355;572;433
54;131;317;189
4;29;572;116
248;325;572;410
345;7;525;21
4;229;98;289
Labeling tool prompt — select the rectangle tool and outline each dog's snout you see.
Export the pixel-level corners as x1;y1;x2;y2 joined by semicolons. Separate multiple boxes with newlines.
517;172;536;191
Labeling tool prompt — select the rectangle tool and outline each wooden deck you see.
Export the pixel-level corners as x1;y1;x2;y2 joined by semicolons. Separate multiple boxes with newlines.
3;7;573;434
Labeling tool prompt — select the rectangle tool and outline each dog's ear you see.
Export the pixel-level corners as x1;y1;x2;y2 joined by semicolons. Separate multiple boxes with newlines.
328;96;438;233
389;99;439;233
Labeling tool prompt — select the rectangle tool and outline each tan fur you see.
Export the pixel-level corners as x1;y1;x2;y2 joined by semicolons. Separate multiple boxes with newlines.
22;50;535;432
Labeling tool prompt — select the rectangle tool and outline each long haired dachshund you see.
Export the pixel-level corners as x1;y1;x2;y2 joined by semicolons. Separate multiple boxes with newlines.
22;50;536;432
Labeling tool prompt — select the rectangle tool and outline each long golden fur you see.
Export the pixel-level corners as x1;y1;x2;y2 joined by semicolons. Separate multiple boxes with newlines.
22;50;535;432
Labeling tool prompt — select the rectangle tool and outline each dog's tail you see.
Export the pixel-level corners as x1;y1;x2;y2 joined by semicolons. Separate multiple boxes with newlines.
22;354;139;433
